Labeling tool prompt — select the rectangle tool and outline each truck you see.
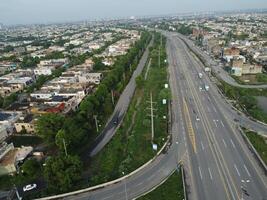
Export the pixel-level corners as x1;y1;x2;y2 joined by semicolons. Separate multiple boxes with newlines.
205;85;209;91
198;72;203;79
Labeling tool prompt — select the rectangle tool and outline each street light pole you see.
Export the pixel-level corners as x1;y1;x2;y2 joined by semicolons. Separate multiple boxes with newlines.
94;115;99;133
122;172;128;200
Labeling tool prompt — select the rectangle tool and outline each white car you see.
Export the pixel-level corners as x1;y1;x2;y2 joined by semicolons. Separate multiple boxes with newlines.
23;183;37;192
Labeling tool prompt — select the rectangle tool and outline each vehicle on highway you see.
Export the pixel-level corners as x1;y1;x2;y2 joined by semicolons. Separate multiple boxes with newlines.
198;72;203;79
196;116;200;121
23;183;37;192
205;85;209;91
113;117;119;125
199;86;203;91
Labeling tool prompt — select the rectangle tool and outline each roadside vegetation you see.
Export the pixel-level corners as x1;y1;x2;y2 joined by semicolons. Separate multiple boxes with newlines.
243;129;267;165
138;169;184;200
231;73;267;85
88;32;170;186
0;31;152;197
218;81;267;124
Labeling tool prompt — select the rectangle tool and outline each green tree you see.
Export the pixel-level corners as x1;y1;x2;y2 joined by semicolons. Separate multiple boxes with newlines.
92;57;106;71
44;155;82;193
36;113;65;144
21;159;41;178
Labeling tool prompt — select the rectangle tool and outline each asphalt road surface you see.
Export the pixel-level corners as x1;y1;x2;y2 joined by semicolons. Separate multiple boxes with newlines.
40;31;267;200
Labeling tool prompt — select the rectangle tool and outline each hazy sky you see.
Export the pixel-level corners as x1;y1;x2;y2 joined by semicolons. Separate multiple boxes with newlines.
0;0;266;25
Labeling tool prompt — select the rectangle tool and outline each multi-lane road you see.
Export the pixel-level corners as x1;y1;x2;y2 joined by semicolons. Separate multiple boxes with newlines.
166;32;267;199
39;31;267;200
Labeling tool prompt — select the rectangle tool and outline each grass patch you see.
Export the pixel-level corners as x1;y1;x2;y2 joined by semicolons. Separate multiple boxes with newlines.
256;73;267;83
6;135;43;147
88;33;170;186
244;130;267;165
218;81;267;124
138;170;184;200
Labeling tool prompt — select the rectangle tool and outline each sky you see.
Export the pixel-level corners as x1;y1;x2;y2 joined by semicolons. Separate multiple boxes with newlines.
0;0;266;25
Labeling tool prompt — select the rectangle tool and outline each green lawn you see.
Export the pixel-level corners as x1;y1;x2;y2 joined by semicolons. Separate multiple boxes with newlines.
138;170;184;200
244;130;267;165
88;33;170;186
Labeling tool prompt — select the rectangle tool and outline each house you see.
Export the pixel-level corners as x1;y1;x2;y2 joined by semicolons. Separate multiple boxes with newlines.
34;66;55;76
14;114;35;134
78;73;103;85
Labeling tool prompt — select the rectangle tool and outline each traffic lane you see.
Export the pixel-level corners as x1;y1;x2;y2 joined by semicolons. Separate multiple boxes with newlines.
181;45;264;199
202;97;267;198
67;148;177;200
175;43;241;200
172;44;228;200
185;43;267;198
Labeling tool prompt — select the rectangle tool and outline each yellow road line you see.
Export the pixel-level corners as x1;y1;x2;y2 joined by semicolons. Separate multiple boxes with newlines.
183;98;197;153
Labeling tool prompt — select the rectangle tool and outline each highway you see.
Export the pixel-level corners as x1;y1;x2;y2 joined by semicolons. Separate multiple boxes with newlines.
38;31;267;200
174;32;267;137
167;32;267;199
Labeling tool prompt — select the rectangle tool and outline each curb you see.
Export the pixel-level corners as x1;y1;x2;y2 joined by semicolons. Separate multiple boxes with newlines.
36;129;171;200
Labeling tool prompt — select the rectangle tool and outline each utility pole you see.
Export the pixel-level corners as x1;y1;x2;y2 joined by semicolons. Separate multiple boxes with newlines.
150;93;154;141
146;92;156;142
111;90;115;105
94;115;99;132
63;138;68;156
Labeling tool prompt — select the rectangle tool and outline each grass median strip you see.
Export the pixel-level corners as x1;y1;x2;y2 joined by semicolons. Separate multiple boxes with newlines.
138;169;184;200
87;33;170;186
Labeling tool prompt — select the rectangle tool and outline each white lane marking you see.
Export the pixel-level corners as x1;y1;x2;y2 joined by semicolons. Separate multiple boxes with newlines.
234;164;241;176
213;106;217;113
198;166;203;180
213;119;218;127
201;141;205;150
222;139;227;148
244;164;251;177
220;121;225;127
208;168;213;180
230;139;236;149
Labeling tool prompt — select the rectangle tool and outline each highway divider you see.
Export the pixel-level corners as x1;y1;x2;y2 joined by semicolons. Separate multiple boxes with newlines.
238;127;267;175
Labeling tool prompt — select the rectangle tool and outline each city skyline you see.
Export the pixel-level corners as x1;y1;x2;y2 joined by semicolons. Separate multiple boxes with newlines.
0;0;267;25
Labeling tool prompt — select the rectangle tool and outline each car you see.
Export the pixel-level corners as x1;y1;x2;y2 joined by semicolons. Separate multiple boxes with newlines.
196;116;200;121
23;183;37;192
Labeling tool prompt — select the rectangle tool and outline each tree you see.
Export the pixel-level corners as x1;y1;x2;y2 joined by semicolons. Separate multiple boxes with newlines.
44;155;82;193
21;159;41;178
36;113;65;144
92;57;106;71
